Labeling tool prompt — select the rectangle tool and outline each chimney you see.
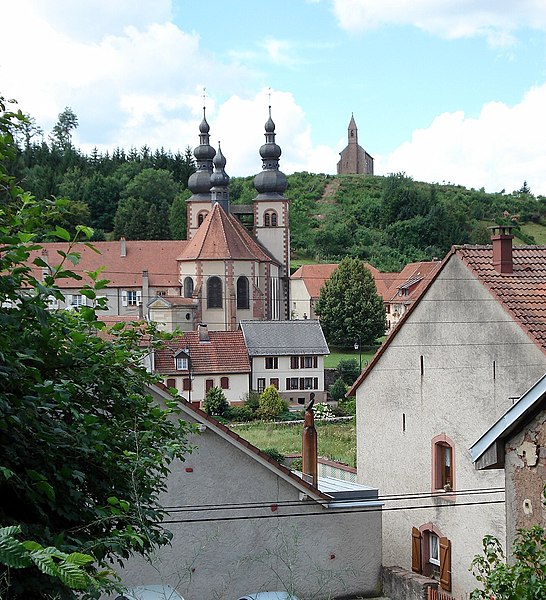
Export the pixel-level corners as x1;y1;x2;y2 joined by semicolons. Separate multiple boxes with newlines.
302;393;318;487
120;237;126;257
490;225;514;274
198;322;210;343
141;270;149;319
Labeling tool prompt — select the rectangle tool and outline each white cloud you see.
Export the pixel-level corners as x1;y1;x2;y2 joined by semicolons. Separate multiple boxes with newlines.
332;0;546;44
378;83;546;195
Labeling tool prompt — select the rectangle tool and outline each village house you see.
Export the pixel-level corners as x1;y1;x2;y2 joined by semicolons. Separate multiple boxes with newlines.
151;323;251;406
240;319;330;405
348;226;546;598
117;382;382;600
471;372;546;550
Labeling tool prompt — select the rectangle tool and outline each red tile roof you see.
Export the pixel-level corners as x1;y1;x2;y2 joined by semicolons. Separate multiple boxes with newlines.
457;245;546;348
384;261;442;302
179;203;275;263
27;240;185;288
154;331;251;375
291;262;388;300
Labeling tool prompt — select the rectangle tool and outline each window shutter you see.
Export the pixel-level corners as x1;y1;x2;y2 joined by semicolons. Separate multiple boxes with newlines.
300;356;305;368
411;527;422;574
206;379;213;392
166;378;176;389
299;377;304;390
66;294;73;308
314;377;318;390
439;537;451;591
137;290;142;306
220;377;229;389
81;295;87;307
313;356;318;368
286;378;291;390
122;290;128;307
182;378;191;391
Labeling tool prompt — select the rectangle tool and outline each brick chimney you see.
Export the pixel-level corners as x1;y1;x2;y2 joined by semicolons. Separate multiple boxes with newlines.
490;225;514;274
198;322;210;343
302;393;318;487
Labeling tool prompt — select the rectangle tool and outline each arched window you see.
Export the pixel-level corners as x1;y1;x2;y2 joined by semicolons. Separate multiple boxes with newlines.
264;210;278;227
207;276;222;309
432;434;456;493
237;276;249;310
413;524;452;591
197;211;208;226
184;277;194;298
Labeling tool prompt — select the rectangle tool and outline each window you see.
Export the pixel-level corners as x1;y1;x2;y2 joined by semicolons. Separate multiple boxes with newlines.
269;378;279;389
300;356;318;369
264;210;278;227
182;378;192;391
287;377;299;390
197;211;208;226
237;276;249;310
166;378;176;389
207;276;222;309
220;377;229;389
265;357;278;369
205;379;214;392
175;356;188;370
184;277;194;298
257;378;266;393
290;356;299;369
432;434;455;492
304;377;313;390
157;290;166;297
412;525;452;592
122;290;141;307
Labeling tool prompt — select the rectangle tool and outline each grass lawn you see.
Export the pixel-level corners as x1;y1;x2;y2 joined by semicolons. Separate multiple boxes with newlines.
234;419;357;467
325;346;379;369
519;222;546;245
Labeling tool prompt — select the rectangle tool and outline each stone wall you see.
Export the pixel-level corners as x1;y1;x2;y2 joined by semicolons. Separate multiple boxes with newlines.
382;566;438;600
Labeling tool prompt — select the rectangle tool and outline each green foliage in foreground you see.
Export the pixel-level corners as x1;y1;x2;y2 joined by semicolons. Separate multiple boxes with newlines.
203;386;229;416
471;525;546;600
0;97;192;599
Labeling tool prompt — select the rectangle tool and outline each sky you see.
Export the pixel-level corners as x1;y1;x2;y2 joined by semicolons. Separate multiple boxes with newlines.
2;0;546;194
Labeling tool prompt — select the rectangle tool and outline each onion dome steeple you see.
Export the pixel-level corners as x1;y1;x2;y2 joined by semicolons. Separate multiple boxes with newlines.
253;106;288;198
211;143;230;213
188;106;216;199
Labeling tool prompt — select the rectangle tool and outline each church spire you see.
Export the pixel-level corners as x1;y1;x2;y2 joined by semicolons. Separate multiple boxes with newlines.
253;105;287;198
211;142;230;213
187;103;216;200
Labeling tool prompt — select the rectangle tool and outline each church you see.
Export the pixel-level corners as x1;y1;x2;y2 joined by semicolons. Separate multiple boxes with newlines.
337;114;374;175
28;108;291;332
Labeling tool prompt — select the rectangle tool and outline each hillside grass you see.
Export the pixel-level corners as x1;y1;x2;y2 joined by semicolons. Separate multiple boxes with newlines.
234;419;357;467
324;346;379;369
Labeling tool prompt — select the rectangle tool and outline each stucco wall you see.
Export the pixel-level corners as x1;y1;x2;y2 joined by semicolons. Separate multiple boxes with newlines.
117;412;382;599
504;408;546;550
356;256;546;598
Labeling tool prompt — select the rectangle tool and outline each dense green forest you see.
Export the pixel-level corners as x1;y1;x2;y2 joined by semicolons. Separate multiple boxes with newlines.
5;106;546;272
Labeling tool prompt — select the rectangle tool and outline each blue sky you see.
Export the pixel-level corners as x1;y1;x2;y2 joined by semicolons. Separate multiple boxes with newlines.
3;0;546;194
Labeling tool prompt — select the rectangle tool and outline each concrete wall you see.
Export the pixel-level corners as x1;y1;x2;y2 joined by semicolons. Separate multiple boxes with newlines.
505;409;546;550
117;410;382;600
356;256;546;598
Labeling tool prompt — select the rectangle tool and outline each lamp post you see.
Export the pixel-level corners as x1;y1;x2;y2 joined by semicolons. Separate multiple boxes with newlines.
353;336;362;371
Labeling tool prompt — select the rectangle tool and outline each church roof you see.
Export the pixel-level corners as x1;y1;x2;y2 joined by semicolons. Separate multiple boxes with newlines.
178;202;276;263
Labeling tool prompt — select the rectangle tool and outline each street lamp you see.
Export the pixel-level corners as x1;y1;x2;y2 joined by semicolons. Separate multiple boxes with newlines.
353;337;362;371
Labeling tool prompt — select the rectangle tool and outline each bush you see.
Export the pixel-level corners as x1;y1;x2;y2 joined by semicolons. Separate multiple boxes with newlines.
337;359;361;385
262;447;286;464
243;391;261;413
225;405;254;422
257;385;285;420
203;386;229;416
338;397;356;416
329;377;349;402
290;457;303;471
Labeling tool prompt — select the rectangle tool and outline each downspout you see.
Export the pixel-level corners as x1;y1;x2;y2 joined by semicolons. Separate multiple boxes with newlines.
302;393;318;487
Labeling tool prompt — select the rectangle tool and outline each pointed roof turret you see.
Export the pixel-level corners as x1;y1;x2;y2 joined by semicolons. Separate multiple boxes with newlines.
253;106;288;198
188;106;216;200
211;142;230;213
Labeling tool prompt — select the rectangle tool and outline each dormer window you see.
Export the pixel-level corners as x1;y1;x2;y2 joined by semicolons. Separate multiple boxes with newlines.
174;351;189;371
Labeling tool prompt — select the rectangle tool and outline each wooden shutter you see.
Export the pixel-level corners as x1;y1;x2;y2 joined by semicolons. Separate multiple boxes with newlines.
121;290;128;307
166;378;176;389
182;378;191;391
439;537;451;591
205;379;213;392
136;290;142;306
313;377;319;389
220;377;229;389
411;527;422;574
286;378;291;390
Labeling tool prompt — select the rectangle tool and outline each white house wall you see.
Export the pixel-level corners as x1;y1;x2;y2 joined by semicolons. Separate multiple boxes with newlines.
290;278;312;320
356;255;546;598
118;407;382;599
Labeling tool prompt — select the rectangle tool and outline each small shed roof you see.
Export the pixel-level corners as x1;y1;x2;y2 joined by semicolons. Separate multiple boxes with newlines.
240;320;329;357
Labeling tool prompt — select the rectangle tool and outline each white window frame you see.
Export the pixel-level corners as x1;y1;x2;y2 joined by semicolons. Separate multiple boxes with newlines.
122;290;142;307
175;356;188;370
429;533;440;566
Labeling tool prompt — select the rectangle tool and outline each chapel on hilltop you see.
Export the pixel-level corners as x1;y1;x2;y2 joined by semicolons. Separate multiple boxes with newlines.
337;114;374;175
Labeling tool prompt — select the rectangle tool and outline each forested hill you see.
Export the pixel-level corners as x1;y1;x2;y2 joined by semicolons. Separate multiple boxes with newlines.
232;172;546;271
7;129;546;272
